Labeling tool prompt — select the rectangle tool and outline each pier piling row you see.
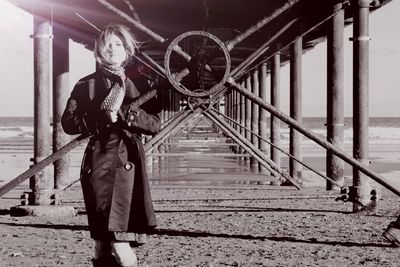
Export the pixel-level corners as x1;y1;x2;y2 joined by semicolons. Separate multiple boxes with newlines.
1;0;396;218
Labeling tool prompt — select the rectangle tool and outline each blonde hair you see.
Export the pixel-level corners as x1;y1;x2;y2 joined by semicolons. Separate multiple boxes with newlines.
94;24;140;66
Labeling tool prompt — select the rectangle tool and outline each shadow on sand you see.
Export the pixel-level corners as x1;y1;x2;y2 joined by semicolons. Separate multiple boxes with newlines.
0;221;394;248
153;228;395;248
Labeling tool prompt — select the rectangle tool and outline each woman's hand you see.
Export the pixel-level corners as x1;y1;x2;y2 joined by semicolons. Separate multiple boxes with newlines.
105;110;118;124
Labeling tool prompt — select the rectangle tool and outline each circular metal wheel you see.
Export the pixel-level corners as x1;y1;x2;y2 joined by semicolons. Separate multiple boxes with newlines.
164;31;231;97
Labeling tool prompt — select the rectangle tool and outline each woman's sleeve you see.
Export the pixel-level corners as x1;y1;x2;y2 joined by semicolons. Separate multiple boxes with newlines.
119;89;161;136
120;74;163;136
61;84;92;135
123;107;161;135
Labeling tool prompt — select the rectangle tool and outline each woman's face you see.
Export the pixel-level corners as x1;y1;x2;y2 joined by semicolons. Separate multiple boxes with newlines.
104;34;127;66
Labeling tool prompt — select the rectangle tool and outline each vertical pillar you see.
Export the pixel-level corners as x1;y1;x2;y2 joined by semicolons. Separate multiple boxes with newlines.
171;91;175;117
259;63;269;174
289;37;303;182
239;81;246;160
235;90;239;130
271;53;281;171
53;23;71;191
230;90;234;126
231;89;234;121
234;89;239;153
251;69;260;170
245;75;252;165
152;144;159;174
164;89;171;151
352;0;371;211
226;92;230;124
30;13;53;205
174;91;179;115
160;87;165;124
175;91;178;116
229;90;234;151
327;1;345;190
167;89;172;120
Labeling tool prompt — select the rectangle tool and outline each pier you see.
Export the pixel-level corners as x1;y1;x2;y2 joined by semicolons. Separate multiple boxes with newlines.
1;0;400;265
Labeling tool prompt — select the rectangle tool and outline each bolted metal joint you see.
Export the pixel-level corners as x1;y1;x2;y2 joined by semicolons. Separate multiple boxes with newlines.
335;186;351;202
335;186;380;204
370;188;380;201
20;192;30;206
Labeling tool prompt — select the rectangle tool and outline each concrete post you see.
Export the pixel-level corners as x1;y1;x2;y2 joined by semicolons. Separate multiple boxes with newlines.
259;63;269;174
245;75;252;164
251;69;260;171
326;1;345;190
289;37;303;182
352;0;372;211
30;13;53;205
239;81;246;159
53;23;71;192
234;89;239;153
271;53;281;170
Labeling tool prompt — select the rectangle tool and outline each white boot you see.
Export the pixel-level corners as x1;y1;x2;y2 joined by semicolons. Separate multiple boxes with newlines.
111;241;138;267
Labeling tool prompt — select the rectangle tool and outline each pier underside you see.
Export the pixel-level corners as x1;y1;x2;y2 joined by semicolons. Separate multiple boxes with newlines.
1;0;400;265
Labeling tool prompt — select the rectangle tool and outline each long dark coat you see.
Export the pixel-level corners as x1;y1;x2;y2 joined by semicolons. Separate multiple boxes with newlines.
61;68;160;241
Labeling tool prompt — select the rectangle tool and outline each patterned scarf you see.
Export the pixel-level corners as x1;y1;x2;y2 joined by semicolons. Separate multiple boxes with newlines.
100;65;126;112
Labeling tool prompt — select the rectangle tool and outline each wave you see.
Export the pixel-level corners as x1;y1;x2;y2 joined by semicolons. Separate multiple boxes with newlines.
274;127;400;145
0;126;34;138
2;125;400;144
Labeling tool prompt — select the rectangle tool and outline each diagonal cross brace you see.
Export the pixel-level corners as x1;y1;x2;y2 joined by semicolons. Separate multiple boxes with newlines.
227;78;400;197
204;109;302;189
144;109;195;152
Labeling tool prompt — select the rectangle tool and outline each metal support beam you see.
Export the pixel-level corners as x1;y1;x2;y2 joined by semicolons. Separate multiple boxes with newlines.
289;37;303;182
53;23;71;192
160;87;166;124
239;81;246;158
229;90;233;127
245;75;252;163
251;69;260;170
235;90;240;133
30;13;53;205
352;0;372;211
227;78;400;196
205;110;301;189
259;63;269;174
213;107;339;187
167;89;172;121
271;53;281;170
234;89;239;153
144;110;194;152
326;1;345;191
226;92;231;126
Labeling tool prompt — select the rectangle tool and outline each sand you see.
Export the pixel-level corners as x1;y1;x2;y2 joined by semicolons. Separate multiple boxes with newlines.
0;138;400;266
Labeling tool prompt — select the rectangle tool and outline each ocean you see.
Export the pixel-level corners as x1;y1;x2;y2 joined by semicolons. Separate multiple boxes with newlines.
1;117;400;184
2;117;400;145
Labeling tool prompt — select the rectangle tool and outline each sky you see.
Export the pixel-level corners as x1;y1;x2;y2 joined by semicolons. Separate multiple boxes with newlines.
0;0;399;117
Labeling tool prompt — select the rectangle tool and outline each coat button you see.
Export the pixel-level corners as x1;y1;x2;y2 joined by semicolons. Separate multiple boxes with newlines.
84;166;91;174
124;163;133;170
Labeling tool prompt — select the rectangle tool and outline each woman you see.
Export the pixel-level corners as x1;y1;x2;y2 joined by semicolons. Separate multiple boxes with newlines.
62;24;161;267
